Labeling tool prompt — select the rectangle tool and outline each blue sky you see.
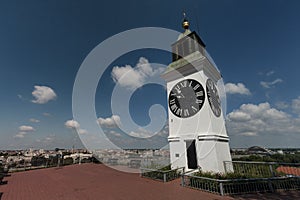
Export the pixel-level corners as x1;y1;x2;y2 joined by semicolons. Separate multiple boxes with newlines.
1;0;300;149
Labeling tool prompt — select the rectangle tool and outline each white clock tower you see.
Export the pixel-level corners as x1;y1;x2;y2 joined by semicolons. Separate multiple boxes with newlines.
161;18;232;173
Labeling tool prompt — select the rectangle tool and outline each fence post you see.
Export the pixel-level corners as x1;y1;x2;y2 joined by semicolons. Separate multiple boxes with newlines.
181;175;185;186
219;182;224;196
268;179;274;192
269;164;274;177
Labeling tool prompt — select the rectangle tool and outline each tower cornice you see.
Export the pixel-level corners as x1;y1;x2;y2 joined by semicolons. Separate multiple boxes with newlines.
161;51;221;83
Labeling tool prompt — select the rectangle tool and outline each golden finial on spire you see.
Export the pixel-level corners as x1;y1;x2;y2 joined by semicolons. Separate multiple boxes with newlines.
182;12;189;30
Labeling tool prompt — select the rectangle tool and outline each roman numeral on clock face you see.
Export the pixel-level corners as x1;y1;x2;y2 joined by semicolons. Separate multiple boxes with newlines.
193;84;200;91
196;99;203;104
191;106;198;113
196;91;203;97
169;98;176;105
180;81;187;88
170;104;178;112
175;85;181;93
176;108;182;116
184;109;190;117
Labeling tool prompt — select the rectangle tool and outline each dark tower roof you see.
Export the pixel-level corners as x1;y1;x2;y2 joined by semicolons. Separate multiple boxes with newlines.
171;16;206;62
161;14;221;83
172;31;206;62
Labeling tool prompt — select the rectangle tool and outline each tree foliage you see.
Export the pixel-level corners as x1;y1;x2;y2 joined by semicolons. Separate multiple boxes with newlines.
233;153;300;163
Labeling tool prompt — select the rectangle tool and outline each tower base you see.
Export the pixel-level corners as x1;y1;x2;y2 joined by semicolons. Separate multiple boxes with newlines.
169;135;232;173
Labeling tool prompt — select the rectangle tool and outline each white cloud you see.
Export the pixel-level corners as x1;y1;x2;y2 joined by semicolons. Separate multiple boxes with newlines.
64;120;88;135
129;127;156;138
111;57;164;90
97;115;121;128
227;111;251;122
29;118;40;123
275;101;289;110
78;129;88;134
240;132;257;136
225;83;251;95
292;96;300;115
35;135;56;144
15;125;35;138
32;85;57;104
45;137;54;142
109;130;121;137
43;112;51;117
226;102;300;137
17;94;25;101
65;120;80;129
266;70;275;76
14;132;27;138
259;70;275;76
260;78;283;89
19;125;35;132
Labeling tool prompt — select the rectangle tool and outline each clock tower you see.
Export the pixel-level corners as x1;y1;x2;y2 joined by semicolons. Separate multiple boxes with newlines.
161;17;232;173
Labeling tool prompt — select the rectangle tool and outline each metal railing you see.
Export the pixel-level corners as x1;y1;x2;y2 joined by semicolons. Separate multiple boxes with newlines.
181;161;300;195
141;167;185;182
181;173;300;196
224;161;300;178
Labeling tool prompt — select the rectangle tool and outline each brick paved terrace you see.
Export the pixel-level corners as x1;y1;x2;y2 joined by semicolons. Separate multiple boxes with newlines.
0;163;299;200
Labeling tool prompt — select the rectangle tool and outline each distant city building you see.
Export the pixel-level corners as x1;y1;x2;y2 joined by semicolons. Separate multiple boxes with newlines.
247;146;274;155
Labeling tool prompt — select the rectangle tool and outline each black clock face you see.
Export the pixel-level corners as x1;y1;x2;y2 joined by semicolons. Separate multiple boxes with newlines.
168;79;205;118
206;79;221;117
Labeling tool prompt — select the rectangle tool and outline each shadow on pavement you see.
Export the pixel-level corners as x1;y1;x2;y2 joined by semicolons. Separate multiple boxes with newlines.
232;190;300;200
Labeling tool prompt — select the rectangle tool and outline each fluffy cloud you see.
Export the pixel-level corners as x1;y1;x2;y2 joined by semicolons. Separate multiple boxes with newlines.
225;83;251;95
109;130;121;137
97;115;121;128
19;125;35;132
15;125;35;138
275;101;289;110
14;132;27;138
226;102;300;137
227;111;251;122
64;120;87;135
129;127;157;138
65;120;80;129
45;136;54;142
29;118;40;123
260;78;283;89
32;85;57;104
111;57;164;90
78;129;88;134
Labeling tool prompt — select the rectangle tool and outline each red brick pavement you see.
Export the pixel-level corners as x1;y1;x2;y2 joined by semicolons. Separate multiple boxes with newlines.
0;163;233;200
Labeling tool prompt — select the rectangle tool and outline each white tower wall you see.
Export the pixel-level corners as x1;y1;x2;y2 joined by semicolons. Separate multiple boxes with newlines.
162;43;232;173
